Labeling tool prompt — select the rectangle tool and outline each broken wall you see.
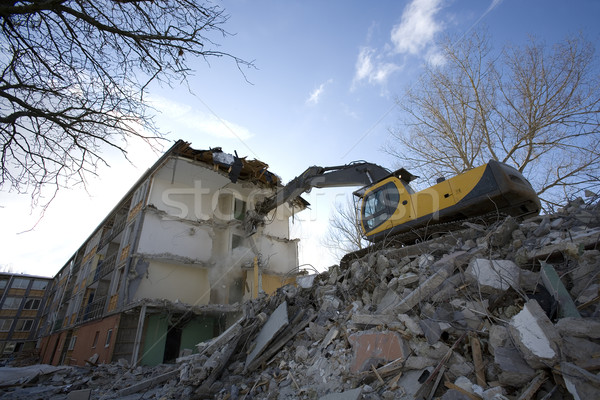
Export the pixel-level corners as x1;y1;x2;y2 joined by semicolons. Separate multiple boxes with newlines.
136;211;213;264
132;155;301;306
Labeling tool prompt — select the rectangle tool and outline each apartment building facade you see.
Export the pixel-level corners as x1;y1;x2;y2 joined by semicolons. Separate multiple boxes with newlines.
0;273;51;363
37;141;304;367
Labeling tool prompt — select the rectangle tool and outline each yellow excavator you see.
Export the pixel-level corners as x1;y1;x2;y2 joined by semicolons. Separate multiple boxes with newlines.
249;159;540;243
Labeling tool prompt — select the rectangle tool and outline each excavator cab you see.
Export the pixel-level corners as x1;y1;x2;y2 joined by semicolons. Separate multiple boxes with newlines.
357;168;419;238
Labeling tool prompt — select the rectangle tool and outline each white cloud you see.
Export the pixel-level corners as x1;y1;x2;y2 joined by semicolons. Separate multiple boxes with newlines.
355;47;375;82
306;79;333;105
425;47;446;67
391;0;443;55
352;47;400;87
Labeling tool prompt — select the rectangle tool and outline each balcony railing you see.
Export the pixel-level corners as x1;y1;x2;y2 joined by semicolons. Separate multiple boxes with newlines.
93;252;117;283
98;215;127;249
77;296;107;324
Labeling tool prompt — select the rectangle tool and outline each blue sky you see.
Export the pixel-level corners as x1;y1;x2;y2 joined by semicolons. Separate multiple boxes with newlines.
2;0;599;276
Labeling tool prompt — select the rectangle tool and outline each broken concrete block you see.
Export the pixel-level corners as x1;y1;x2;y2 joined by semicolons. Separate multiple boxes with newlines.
508;299;562;369
376;289;402;314
297;274;316;288
494;346;537;387
448;353;474;378
466;258;520;293
556;317;600;339
411;340;450;360
560;361;600;400
570;250;599;297
376;254;390;276
562;335;600;366
116;370;179;397
397;313;423;336
396;272;420;287
320;387;363;400
576;283;599;304
350;313;400;327
396;367;434;397
295;345;309;362
533;216;551;237
393;252;465;313
347;330;409;373
420;318;442;344
488;325;510;356
321;326;339;348
482;386;506;400
519;269;540;292
245;301;289;369
490;216;519;247
404;356;437;370
306;321;328;341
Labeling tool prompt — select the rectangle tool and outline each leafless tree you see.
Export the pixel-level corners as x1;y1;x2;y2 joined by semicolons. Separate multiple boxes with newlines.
0;0;251;207
386;30;600;209
322;197;369;260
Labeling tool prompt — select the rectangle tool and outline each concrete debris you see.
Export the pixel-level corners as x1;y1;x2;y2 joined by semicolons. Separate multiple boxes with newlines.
245;301;289;370
508;299;562;368
2;198;600;399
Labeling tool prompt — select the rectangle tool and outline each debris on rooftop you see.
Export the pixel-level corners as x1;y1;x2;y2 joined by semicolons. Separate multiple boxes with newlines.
1;198;600;399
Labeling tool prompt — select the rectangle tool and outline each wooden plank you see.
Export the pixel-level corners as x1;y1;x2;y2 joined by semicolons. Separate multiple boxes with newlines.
444;381;483;400
469;333;486;388
517;372;547;400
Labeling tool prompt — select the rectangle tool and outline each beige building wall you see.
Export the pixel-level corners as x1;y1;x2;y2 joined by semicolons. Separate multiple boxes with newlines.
133;261;211;306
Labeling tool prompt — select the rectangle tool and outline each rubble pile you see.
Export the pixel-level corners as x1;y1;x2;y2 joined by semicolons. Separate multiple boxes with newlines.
2;199;600;399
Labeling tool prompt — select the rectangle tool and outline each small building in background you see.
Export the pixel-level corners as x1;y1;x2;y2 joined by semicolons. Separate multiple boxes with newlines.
0;273;51;364
37;140;305;367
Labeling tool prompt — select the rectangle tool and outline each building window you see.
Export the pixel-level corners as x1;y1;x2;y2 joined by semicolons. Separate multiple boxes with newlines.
92;331;100;348
14;319;33;332
234;198;246;221
24;298;41;310
0;319;12;332
31;280;48;290
0;279;8;289
3;342;16;354
105;329;113;347
12;278;30;289
2;297;22;310
68;336;77;351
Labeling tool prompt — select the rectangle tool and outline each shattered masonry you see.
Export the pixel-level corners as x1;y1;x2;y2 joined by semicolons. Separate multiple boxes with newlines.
2;195;600;398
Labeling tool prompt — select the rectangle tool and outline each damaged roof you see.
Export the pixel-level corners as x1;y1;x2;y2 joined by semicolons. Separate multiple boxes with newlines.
172;140;281;186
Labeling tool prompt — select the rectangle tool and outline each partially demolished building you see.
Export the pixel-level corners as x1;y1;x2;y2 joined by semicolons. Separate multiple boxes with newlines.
37;141;305;367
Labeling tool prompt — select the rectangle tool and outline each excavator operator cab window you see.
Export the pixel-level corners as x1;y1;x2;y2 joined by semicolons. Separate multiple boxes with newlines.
362;182;400;231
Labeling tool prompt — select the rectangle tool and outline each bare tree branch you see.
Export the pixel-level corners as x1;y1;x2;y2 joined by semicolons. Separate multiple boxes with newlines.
321;197;368;261
0;0;253;207
385;29;600;208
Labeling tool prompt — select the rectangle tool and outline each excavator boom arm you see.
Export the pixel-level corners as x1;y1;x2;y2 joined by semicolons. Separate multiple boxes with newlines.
254;162;391;216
